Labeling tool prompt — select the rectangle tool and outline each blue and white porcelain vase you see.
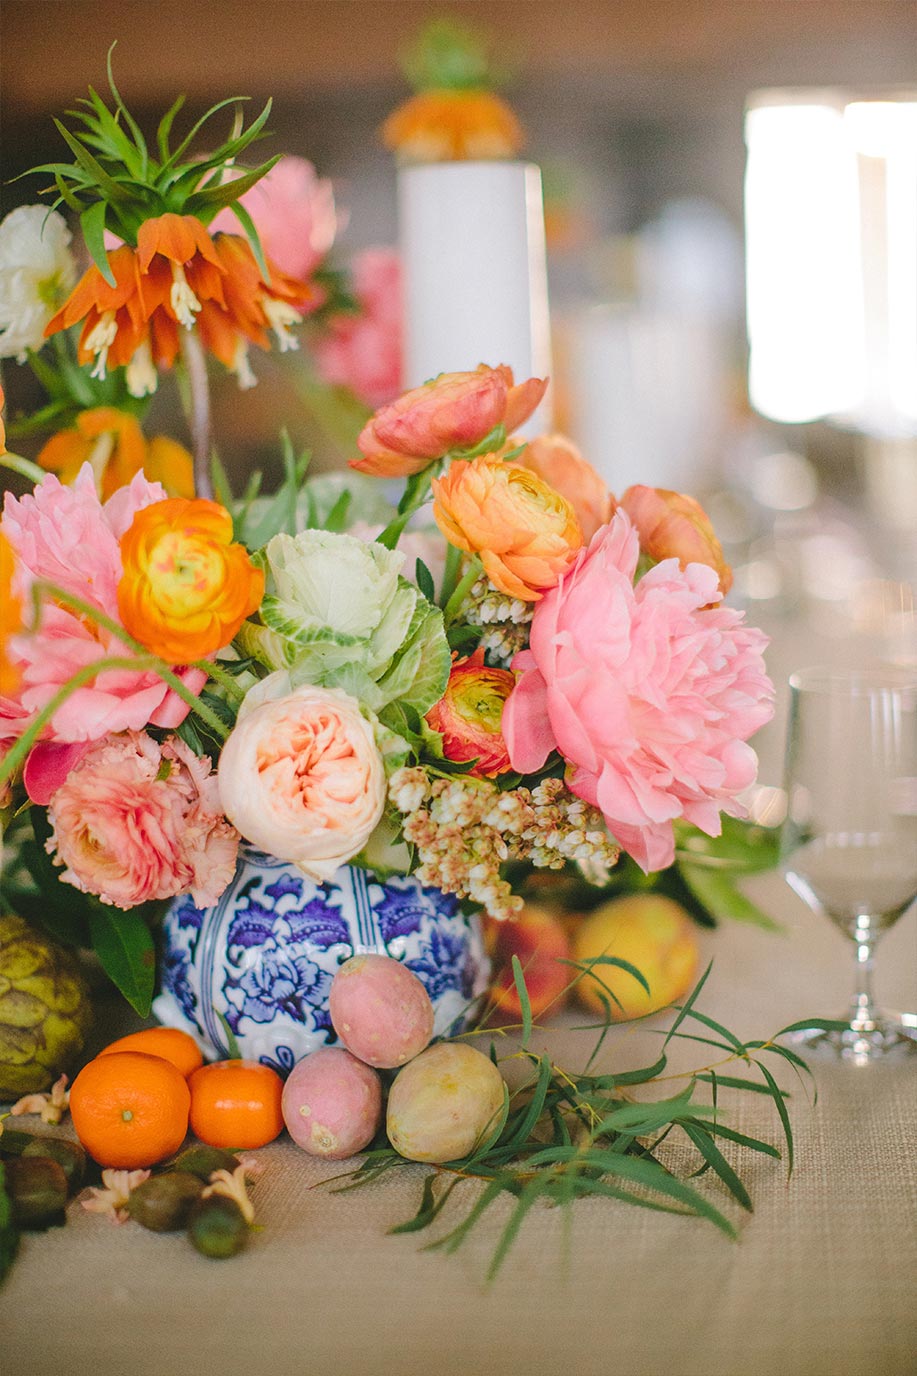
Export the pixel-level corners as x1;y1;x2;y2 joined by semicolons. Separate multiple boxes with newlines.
152;846;490;1075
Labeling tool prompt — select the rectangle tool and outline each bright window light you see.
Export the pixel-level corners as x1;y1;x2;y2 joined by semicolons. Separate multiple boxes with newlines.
745;92;917;431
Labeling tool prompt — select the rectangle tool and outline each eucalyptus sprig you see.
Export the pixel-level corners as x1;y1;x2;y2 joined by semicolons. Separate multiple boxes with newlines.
26;44;278;284
327;961;842;1281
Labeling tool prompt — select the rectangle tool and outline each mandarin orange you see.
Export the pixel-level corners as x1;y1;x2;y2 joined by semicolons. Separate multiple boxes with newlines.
69;1051;191;1168
189;1060;284;1149
98;1027;204;1079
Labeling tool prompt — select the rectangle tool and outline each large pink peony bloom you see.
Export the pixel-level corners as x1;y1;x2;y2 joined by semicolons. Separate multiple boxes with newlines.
211;156;340;281
47;730;239;909
1;466;206;746
314;248;403;409
502;513;774;871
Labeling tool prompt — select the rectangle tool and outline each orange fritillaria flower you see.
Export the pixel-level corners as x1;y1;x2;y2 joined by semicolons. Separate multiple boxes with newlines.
37;407;194;502
383;90;524;162
432;454;583;601
44;244;150;388
117;497;264;664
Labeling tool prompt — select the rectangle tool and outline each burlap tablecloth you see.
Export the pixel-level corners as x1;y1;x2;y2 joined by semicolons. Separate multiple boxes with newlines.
2;870;915;1376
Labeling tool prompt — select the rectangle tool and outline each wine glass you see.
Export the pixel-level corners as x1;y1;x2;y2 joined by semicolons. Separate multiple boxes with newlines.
780;665;917;1062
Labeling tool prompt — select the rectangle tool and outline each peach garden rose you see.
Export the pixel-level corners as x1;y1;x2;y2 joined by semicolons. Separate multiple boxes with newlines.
217;679;386;882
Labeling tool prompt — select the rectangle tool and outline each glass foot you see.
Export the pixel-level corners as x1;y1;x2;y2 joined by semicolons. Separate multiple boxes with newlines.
786;1011;917;1065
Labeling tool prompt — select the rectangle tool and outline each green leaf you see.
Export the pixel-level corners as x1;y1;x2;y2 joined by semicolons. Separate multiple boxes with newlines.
682;1122;753;1211
389;1174;461;1234
159;96;250;173
664;959;713;1049
87;906;155;1016
53;120;131;203
754;1059;794;1176
213;1009;241;1060
512;955;532;1046
223;199;269;280
414;558;436;603
696;1072;788;1098
187;155;282;214
106;43;148;176
0;1162;20;1283
679;862;783;932
323;490;352;533
80;200;114;285
156;94;186;161
505;1056;553;1147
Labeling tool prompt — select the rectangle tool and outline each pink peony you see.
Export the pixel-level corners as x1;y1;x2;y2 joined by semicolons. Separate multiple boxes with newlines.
502;513;774;872
0;466;206;746
47;730;239;909
211;156;340;281
314;248;403;409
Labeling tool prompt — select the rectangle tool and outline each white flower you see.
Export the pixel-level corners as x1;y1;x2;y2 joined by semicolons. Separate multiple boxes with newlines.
0;206;77;359
81;1168;151;1224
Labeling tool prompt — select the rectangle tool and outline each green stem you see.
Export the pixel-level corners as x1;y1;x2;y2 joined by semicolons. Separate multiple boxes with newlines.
439;541;462;608
192;657;245;703
179;329;213;500
443;556;482;626
0;453;44;485
376;466;438;551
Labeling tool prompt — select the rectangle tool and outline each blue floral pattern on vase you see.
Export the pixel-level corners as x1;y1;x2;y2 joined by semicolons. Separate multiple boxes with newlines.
153;846;490;1070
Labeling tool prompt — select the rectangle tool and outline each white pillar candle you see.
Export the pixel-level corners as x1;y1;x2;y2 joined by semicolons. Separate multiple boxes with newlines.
398;160;552;433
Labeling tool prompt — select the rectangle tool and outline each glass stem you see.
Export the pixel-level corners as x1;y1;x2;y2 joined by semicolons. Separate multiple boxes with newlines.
850;914;878;1030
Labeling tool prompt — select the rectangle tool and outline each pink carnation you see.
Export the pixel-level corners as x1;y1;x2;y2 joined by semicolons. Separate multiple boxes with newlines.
211;156;340;281
502;512;774;872
314;248;403;409
0;466;206;747
47;730;239;909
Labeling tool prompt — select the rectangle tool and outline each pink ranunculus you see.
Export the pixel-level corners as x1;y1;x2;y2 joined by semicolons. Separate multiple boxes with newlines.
46;731;239;909
502;512;774;872
520;433;615;542
0;466;206;746
210;156;340;281
350;364;548;478
217;678;386;883
314;248;403;409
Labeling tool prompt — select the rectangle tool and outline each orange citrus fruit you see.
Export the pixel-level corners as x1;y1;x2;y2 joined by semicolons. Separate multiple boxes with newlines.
69;1051;191;1168
97;1027;204;1079
189;1060;284;1149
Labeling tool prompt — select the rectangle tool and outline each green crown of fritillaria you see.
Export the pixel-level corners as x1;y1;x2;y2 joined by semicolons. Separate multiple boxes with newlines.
25;45;277;287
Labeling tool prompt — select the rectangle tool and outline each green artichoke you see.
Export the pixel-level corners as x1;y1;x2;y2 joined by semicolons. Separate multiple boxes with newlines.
0;914;93;1100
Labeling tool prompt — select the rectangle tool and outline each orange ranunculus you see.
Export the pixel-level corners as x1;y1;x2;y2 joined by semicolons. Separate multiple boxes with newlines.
619;485;733;596
37;407;194;502
426;649;514;777
351;364;548;478
520;434;615;542
382;90;524;162
0;529;22;695
432;455;583;602
117;498;264;663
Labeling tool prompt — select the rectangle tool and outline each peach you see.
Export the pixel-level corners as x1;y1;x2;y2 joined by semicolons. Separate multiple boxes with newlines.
572;894;698;1021
386;1042;506;1163
485;902;572;1022
282;1047;383;1159
329;954;434;1069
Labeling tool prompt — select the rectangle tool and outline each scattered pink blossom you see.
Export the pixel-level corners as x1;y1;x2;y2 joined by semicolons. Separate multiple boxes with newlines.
0;466;206;747
211;156;340;281
81;1168;151;1224
315;248;403;408
47;729;239;909
502;512;774;872
10;1073;69;1124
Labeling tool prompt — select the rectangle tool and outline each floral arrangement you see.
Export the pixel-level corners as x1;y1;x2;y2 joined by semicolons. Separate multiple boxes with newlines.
0;52;826;1289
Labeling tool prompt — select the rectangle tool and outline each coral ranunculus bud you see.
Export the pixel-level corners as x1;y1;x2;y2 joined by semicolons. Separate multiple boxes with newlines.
432;455;583;601
426;649;514;777
351;364;547;478
520;433;614;542
620;485;733;595
117;498;264;663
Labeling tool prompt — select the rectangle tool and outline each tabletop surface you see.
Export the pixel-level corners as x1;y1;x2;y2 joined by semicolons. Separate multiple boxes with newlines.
2;867;915;1376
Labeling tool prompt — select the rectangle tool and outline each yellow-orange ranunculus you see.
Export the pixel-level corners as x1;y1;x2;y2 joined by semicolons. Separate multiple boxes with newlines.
432;455;583;602
382;90;524;163
117;498;264;663
520;433;614;542
619;485;733;596
0;528;22;695
37;407;194;501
